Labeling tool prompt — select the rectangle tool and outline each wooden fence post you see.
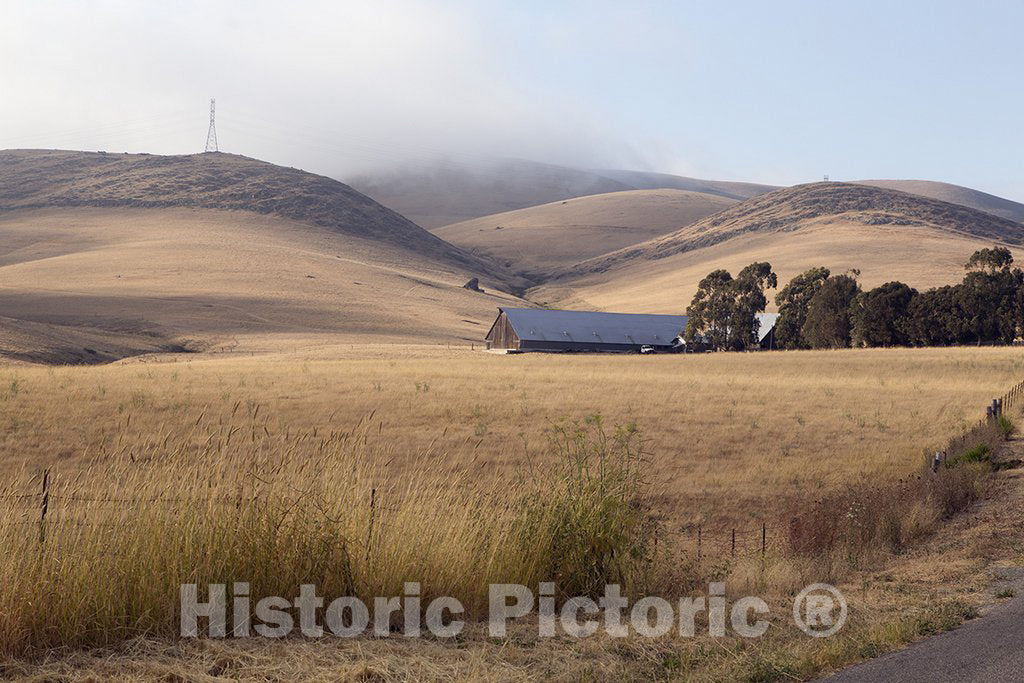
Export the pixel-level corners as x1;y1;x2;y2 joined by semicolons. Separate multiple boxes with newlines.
731;528;736;558
761;522;766;556
39;468;50;544
697;525;702;567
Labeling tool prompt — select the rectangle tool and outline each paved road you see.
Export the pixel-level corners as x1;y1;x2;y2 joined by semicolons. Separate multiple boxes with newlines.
824;596;1024;682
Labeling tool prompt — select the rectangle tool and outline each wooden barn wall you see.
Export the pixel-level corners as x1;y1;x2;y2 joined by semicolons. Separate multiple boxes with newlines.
486;313;519;349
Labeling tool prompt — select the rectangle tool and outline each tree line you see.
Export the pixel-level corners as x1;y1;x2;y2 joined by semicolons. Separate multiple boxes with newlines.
684;247;1023;351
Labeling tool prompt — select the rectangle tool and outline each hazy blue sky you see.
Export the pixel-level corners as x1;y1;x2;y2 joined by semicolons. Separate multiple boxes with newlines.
2;0;1022;200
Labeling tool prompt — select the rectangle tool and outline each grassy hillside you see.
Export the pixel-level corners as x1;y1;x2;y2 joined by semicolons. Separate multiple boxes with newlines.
348;158;634;229
533;182;1024;313
0;151;529;363
0;149;516;275
594;168;778;200
433;189;737;275
857;179;1024;225
349;158;776;229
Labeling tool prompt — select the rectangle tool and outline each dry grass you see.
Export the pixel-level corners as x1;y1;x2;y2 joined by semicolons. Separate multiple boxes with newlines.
6;456;1023;682
0;207;526;363
3;345;1019;528
856;179;1024;224
533;183;1024;313
533;221;1024;314
0;413;654;657
434;189;736;274
0;345;1021;679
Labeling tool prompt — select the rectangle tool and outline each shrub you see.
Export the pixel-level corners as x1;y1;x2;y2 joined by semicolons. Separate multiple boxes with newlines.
948;444;990;467
517;416;654;597
997;415;1015;440
788;463;986;562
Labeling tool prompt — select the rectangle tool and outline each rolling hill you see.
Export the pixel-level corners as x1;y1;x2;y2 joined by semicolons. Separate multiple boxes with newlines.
348;158;778;229
531;182;1024;314
348;158;634;229
593;169;778;201
0;150;526;363
433;189;738;275
856;179;1024;225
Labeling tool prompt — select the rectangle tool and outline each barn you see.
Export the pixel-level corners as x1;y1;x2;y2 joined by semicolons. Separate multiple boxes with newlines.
484;307;686;353
484;307;780;353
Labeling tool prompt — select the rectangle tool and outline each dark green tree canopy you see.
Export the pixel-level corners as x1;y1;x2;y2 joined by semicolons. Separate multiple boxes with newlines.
954;246;1022;343
957;267;1022;343
684;269;734;351
906;285;970;346
965;246;1013;273
851;281;917;347
729;262;778;350
802;274;861;349
684;247;1024;351
774;266;830;349
684;262;776;351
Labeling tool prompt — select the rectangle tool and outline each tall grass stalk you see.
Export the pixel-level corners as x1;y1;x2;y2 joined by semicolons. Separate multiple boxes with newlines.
0;414;654;656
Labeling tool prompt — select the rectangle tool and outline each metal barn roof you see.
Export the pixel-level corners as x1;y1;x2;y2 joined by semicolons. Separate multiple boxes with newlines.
498;308;687;346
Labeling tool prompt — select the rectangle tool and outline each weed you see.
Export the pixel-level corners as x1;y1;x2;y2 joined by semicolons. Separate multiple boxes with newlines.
997;415;1015;440
915;601;977;636
948;444;990;467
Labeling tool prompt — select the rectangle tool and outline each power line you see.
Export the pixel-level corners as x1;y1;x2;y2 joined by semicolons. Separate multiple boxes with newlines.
204;98;218;153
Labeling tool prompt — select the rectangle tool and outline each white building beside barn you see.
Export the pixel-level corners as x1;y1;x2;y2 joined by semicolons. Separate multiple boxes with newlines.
755;313;780;350
484;307;780;353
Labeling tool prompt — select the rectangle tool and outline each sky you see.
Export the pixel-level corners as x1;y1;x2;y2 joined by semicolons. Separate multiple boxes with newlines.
2;0;1023;201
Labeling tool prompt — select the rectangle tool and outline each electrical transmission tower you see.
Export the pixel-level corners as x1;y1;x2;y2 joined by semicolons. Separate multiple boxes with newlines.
204;98;218;153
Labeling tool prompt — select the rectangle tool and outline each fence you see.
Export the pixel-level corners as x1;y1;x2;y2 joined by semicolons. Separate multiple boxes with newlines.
663;379;1024;565
668;522;780;567
931;379;1024;471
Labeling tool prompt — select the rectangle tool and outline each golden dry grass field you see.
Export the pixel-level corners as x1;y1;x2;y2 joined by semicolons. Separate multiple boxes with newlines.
3;344;1021;528
1;345;1023;681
